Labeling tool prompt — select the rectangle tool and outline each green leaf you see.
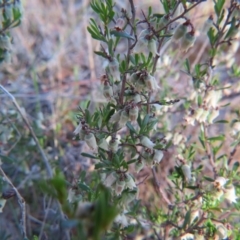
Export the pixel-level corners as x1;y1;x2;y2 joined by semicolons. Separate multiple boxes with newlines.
232;162;239;172
126;121;137;134
207;27;217;46
182;210;191;229
110;30;135;40
184;59;190;73
214;120;228;124
207;135;224;142
214;0;225;17
78;182;91;192
203;176;214;182
94;51;108;58
81;152;99;159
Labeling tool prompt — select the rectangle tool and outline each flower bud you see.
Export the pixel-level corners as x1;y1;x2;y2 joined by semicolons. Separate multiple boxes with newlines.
140;136;155;149
153;150;164;164
125;173;136;189
181;164;191;182
180;32;196;51
129;106;139;121
108;58;120;82
84;132;98;150
172;23;188;42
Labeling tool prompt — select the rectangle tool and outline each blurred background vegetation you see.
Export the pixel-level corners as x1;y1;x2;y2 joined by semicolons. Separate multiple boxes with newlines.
0;0;240;239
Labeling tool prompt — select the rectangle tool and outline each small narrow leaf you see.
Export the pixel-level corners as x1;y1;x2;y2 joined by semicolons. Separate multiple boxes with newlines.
110;30;135;40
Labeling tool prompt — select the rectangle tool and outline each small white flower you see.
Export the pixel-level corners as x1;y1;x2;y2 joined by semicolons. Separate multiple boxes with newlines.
173;132;184;145
213;188;224;201
108;58;120;82
195;109;209;123
98;138;109;151
214;177;228;188
84;133;98;151
104;172;117;187
125;173;136;189
180;233;194;240
181;164;192;182
114;213;129;227
140;136;155;149
119;110;129;127
144;74;160;92
184;115;195;126
129;106;139;122
103;84;113;99
73;122;82;135
110;110;121;123
194;234;205;240
195;108;204;121
109;139;119;153
115;179;126;195
224;184;237;203
153;150;164;164
164;132;173;142
215;223;228;239
233;122;240;132
148;39;157;55
135;161;145;173
67;188;75;203
205;90;222;108
133;94;141;103
134;37;148;54
189;90;198;101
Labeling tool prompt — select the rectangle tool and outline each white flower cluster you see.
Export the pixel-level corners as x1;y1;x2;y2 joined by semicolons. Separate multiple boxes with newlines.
185;88;222;126
212;177;238;203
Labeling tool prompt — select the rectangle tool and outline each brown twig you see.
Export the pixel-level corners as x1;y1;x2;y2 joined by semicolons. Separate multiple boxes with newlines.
151;167;172;206
0;165;27;239
203;123;217;178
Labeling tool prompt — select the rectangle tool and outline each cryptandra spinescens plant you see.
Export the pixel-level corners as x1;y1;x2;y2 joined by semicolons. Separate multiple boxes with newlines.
73;0;240;238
